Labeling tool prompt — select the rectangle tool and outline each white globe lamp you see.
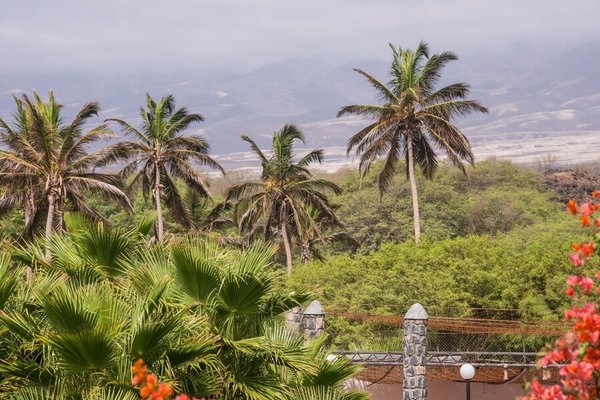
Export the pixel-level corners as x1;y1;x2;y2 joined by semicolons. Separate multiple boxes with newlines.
460;363;475;380
460;363;475;400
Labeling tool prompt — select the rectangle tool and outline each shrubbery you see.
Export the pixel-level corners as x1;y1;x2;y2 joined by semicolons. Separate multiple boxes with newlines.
332;159;562;252
0;222;367;400
288;219;593;348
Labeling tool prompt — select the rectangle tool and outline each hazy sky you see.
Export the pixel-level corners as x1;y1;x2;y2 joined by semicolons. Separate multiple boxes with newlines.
2;0;599;75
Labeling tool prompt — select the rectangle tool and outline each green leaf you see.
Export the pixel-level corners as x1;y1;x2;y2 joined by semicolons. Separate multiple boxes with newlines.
172;244;220;303
130;315;180;359
45;328;118;372
0;254;17;308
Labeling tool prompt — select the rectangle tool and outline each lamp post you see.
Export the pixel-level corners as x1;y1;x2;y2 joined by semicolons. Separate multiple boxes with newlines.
460;363;475;400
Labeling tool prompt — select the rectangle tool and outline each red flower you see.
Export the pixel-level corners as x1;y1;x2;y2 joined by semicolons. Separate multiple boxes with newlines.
522;381;566;400
580;277;594;293
569;253;583;267
580;202;599;217
524;191;600;399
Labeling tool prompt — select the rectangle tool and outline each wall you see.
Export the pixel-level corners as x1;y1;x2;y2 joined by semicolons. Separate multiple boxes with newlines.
366;381;525;400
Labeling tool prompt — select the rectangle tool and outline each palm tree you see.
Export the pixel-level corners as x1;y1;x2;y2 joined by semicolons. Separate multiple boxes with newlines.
338;42;488;243
224;124;341;275
0;92;132;257
0;223;368;400
104;94;224;241
0;96;40;237
1;227;220;398
295;205;357;264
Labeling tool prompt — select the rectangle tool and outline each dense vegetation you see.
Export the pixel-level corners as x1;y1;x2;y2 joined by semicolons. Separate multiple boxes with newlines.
0;220;367;400
333;159;563;252
285;160;594;347
0;42;591;398
0;97;586;349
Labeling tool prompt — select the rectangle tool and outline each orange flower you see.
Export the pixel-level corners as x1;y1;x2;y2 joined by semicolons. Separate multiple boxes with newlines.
131;359;203;400
592;190;600;198
567;200;579;215
581;215;591;227
146;374;158;386
572;242;596;258
151;382;173;399
140;386;153;399
132;358;149;385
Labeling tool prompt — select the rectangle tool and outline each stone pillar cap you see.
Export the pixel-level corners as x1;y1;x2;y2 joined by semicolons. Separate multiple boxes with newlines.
304;300;325;315
405;303;428;320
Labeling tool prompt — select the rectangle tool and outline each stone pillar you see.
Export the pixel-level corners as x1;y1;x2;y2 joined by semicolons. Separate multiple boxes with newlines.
403;303;428;400
303;300;325;340
285;306;304;333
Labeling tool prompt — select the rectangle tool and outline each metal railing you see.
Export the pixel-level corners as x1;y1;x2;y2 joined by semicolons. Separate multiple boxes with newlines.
333;350;559;368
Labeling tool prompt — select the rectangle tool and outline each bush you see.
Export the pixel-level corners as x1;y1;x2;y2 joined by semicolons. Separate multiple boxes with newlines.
332;159;561;252
288;217;594;347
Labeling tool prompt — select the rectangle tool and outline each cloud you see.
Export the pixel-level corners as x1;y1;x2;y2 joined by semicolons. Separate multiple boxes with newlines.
1;0;599;75
1;89;23;95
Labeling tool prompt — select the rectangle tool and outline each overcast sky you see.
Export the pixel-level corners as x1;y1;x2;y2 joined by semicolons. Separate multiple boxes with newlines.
2;0;599;75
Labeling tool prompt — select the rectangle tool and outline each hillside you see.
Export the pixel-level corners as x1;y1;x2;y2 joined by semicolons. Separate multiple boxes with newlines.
544;167;600;203
3;44;600;165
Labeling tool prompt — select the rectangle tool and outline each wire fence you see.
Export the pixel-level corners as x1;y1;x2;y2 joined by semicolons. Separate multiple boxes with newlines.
326;308;562;353
428;331;555;353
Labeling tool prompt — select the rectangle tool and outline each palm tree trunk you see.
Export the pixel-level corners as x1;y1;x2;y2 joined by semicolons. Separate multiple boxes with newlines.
24;180;35;228
44;191;56;260
54;193;64;232
154;164;164;241
300;243;311;264
281;222;294;275
406;134;422;244
24;188;36;282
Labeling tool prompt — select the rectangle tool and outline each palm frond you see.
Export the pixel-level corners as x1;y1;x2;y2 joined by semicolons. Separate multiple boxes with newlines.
172;243;221;303
291;386;370;400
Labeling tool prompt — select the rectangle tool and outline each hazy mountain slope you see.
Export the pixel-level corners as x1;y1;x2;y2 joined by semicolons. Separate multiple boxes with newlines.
1;44;599;167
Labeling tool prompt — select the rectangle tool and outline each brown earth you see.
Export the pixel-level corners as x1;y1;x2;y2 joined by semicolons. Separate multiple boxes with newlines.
544;169;599;203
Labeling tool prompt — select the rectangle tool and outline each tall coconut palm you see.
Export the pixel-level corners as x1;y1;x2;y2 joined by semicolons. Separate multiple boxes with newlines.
224;124;341;275
338;42;488;244
0;92;132;257
103;94;224;241
0;96;40;238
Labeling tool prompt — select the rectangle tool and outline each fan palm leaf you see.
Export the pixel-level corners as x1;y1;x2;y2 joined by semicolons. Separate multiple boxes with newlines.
0;225;366;399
